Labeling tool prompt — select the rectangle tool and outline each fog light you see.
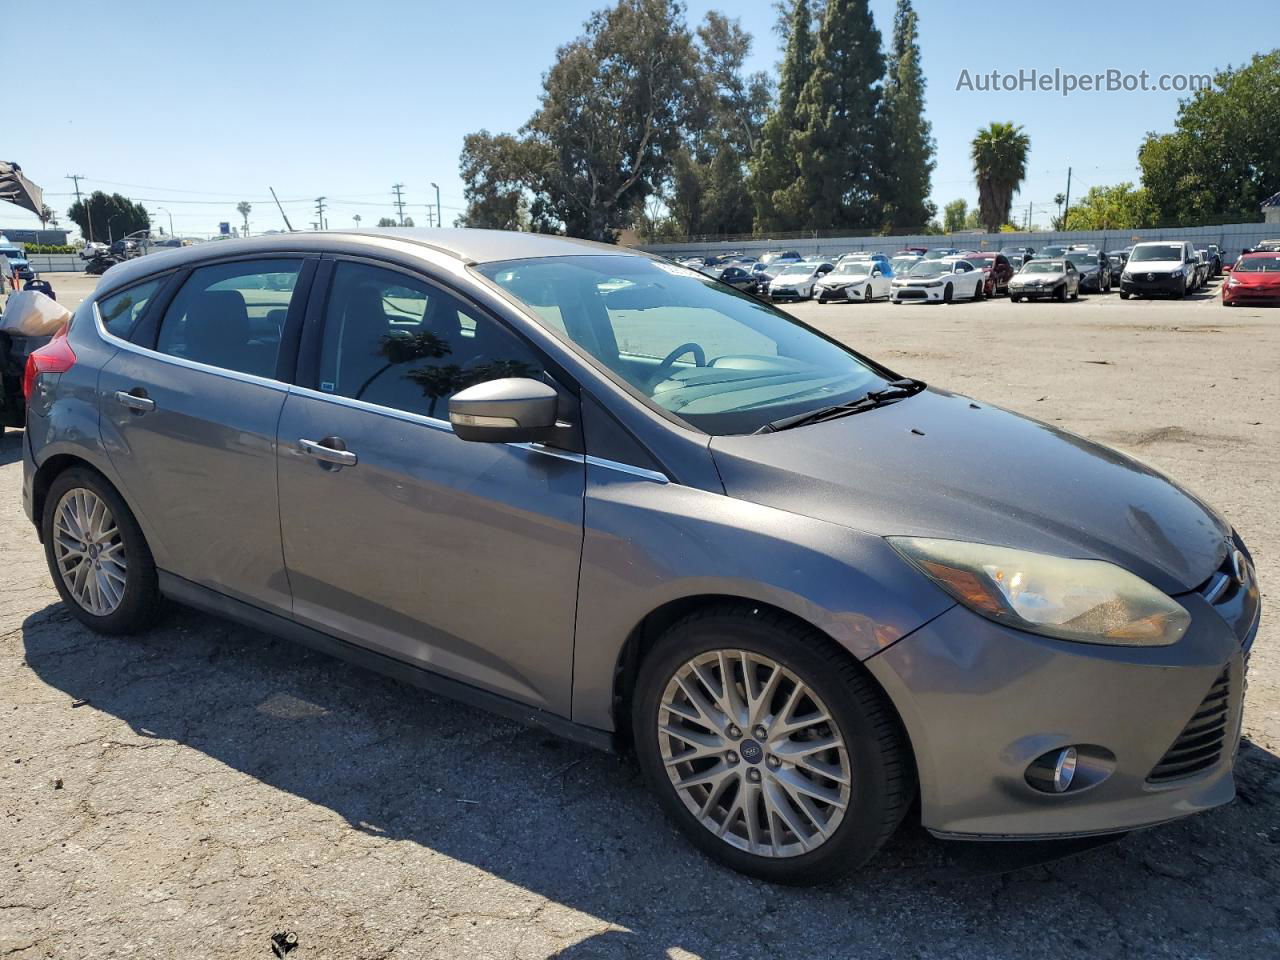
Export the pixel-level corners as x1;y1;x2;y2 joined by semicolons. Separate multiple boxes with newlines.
1026;746;1079;794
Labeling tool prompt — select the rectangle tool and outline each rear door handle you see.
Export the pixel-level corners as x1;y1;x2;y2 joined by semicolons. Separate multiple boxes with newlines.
298;438;358;467
114;390;155;413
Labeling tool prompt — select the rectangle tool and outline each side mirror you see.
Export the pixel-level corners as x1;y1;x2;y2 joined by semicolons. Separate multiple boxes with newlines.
1222;264;1232;272
448;377;558;443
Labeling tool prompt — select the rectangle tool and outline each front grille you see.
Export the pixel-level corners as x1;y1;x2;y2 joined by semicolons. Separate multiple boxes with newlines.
1147;667;1230;783
896;289;926;299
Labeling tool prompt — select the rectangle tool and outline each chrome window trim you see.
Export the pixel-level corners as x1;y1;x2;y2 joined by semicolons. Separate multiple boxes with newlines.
586;455;670;485
92;301;289;393
1201;572;1231;606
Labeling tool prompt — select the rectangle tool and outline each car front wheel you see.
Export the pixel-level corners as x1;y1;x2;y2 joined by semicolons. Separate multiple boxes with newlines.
633;606;913;885
41;467;161;634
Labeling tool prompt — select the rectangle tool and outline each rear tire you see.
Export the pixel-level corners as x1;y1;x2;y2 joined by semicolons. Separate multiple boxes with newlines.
633;606;914;885
41;467;160;635
1055;284;1067;302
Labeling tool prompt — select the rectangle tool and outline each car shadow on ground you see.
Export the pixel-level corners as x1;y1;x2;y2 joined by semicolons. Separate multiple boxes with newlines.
0;428;23;467
19;602;1280;958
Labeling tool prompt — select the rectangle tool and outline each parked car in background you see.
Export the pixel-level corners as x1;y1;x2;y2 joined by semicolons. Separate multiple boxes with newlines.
79;241;111;261
891;257;985;303
1035;244;1070;261
715;264;758;292
1009;259;1081;302
1192;252;1210;291
1065;250;1111;293
815;258;891;303
1105;250;1129;287
768;260;834;301
1000;246;1035;267
1222;251;1280;306
890;254;922;277
1254;239;1280;253
921;247;959;260
837;252;892;275
0;241;34;281
22;230;1258;885
757;250;803;270
1204;246;1223;277
1120;241;1196;299
962;252;1015;296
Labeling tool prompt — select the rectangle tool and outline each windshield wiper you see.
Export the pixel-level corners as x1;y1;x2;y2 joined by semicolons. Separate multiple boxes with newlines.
754;378;926;433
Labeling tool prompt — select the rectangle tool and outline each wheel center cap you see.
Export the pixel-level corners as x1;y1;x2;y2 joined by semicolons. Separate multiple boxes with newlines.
740;739;764;765
88;544;100;559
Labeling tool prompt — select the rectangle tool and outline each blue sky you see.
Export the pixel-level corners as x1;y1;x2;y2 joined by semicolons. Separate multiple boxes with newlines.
5;0;1273;238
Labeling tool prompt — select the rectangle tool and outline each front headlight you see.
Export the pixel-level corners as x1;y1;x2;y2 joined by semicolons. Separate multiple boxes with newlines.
921;280;943;288
1170;267;1184;277
1121;271;1132;280
1227;276;1240;287
888;537;1190;646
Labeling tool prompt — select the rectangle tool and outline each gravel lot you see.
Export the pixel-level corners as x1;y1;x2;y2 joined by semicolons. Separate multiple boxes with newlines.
2;273;1277;959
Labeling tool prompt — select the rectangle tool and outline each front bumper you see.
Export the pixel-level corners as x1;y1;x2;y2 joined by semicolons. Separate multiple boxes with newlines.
1009;284;1059;299
865;575;1258;840
1121;274;1185;296
891;285;945;302
768;287;807;301
1223;284;1280;305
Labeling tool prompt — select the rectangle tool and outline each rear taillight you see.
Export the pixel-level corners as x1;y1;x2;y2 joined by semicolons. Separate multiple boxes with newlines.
22;328;76;401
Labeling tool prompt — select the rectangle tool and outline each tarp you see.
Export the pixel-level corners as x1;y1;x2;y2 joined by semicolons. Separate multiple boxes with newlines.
0;161;43;217
0;290;70;336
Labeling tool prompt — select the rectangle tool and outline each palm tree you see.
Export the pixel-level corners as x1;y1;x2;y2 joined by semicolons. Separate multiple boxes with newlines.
971;123;1029;232
236;201;252;237
353;214;362;229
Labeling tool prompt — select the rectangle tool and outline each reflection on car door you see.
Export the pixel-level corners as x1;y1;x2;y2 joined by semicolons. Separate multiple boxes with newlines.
98;257;314;612
276;259;585;714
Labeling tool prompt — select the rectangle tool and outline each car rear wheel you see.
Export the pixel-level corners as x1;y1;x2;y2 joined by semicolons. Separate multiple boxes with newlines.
633;606;913;885
42;467;160;635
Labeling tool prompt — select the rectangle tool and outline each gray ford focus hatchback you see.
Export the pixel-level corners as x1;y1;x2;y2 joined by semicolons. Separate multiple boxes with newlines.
20;230;1260;884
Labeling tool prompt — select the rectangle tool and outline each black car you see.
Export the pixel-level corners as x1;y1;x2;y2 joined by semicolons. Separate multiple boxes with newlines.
1065;250;1111;293
716;265;758;292
1105;250;1129;286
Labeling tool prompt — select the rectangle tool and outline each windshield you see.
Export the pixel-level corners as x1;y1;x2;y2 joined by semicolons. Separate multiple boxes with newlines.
0;247;25;260
476;256;892;435
833;261;872;276
1066;253;1096;267
890;256;919;273
908;261;949;277
778;264;813;277
1021;261;1062;274
1235;255;1280;273
1130;244;1183;262
1039;246;1066;257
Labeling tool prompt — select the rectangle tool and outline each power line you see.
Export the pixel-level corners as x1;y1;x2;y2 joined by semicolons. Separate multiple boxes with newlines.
314;197;327;231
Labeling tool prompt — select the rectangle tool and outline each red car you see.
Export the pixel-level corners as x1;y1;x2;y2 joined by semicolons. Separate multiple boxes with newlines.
1223;252;1280;306
959;252;1016;296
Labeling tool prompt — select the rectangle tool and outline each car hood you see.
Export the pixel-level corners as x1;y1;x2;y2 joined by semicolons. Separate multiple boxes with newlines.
709;389;1230;594
1231;271;1280;285
1013;273;1064;282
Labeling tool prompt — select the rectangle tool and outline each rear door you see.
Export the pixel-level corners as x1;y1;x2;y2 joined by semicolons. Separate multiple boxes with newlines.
98;257;315;612
275;257;585;714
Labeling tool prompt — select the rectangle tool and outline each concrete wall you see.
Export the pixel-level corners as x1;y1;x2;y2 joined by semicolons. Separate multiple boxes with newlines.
24;254;85;274
640;222;1280;261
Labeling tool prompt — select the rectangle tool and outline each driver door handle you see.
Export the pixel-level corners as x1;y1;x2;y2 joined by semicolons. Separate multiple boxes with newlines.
298;438;358;467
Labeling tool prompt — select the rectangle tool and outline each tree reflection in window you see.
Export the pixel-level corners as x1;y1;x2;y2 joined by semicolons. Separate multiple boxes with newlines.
355;327;537;418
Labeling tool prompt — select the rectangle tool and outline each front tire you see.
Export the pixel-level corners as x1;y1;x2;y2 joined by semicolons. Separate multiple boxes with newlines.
41;467;160;634
942;283;953;303
633;606;913;885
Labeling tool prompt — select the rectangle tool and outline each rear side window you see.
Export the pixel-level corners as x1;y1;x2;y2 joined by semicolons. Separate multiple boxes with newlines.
98;279;162;339
155;260;303;378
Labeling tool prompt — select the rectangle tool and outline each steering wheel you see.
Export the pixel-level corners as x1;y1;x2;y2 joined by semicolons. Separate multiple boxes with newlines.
646;342;706;390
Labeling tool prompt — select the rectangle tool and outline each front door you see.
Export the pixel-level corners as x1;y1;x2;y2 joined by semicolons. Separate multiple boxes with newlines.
98;257;312;612
276;259;585;715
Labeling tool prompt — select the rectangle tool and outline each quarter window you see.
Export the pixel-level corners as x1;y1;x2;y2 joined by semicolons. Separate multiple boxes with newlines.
98;278;162;339
317;261;543;420
156;260;303;378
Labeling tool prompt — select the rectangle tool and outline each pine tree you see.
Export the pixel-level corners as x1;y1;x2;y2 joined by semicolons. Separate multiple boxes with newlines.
882;0;935;230
747;0;815;232
784;0;886;231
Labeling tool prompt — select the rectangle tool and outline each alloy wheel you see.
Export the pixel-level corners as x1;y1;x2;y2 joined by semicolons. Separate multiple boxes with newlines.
52;488;128;616
657;649;852;858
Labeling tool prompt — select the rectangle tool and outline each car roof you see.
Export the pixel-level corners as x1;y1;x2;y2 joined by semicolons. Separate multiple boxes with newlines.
94;228;644;294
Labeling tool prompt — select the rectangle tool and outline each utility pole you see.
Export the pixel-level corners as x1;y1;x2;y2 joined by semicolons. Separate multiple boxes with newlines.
1062;167;1072;230
314;197;326;231
431;182;442;230
66;173;93;243
1026;202;1032;231
392;183;407;226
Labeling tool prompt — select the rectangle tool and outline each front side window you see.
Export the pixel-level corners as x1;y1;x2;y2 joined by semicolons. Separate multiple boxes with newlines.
317;261;543;420
476;256;892;436
98;278;162;339
156;259;303;378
